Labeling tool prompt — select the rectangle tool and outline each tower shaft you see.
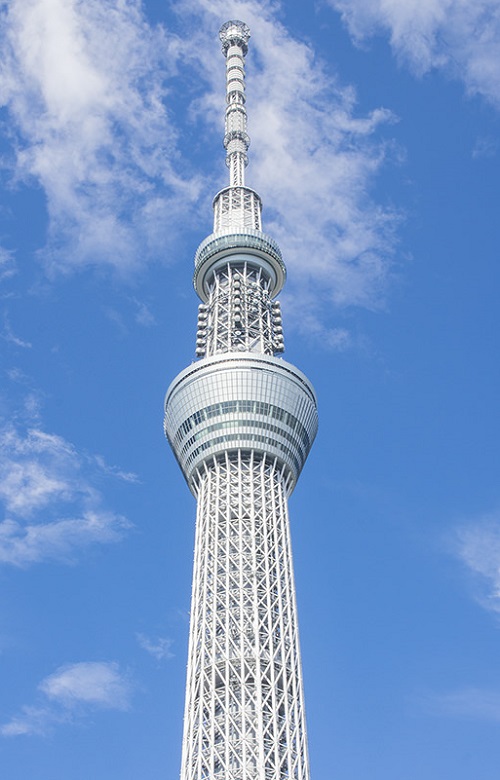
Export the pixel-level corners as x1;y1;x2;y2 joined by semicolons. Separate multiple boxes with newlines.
181;452;309;779
197;261;281;358
164;20;317;780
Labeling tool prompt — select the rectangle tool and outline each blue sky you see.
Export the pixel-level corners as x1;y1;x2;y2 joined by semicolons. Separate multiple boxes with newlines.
1;0;500;778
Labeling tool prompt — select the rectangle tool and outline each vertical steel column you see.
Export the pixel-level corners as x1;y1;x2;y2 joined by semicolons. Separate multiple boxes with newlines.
180;454;309;780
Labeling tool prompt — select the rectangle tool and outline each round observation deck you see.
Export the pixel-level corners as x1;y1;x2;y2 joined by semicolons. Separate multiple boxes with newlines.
164;353;318;495
194;230;286;302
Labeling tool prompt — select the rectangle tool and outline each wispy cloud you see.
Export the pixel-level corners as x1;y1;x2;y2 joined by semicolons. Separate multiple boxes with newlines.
174;0;401;338
0;512;129;568
329;0;500;109
0;0;202;276
136;633;174;661
0;249;16;284
0;428;75;516
472;135;499;160
131;298;156;327
5;367;32;385
1;661;132;737
454;514;500;613
93;455;140;484
281;291;354;350
39;661;132;709
0;417;132;566
0;0;401;341
426;686;500;721
1;313;32;348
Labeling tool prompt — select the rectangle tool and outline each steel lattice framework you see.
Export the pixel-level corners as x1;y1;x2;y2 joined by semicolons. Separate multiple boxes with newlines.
164;20;318;780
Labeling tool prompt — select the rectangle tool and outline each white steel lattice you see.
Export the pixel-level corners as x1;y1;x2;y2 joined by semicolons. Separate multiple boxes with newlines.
213;187;262;234
180;451;310;780
200;263;281;357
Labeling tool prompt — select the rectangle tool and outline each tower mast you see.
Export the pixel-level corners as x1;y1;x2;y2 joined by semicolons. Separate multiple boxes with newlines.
164;21;318;780
221;19;250;189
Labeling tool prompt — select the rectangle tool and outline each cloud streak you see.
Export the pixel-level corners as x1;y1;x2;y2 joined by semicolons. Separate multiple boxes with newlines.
329;0;500;109
454;514;500;613
1;661;132;737
0;418;131;566
1;313;32;349
137;633;174;661
427;686;500;721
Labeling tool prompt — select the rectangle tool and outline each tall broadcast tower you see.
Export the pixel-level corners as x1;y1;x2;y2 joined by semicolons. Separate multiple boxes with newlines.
164;21;318;780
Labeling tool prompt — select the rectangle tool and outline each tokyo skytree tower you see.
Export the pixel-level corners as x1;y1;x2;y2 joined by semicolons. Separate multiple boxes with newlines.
164;20;318;780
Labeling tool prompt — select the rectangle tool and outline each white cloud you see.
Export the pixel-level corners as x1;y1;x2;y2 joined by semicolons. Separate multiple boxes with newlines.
0;419;131;566
93;454;140;484
1;661;132;737
40;661;132;710
0;0;202;275
0;428;75;516
0;249;16;283
132;298;156;327
137;633;174;661
5;367;31;385
0;706;55;737
1;313;32;348
472;135;499;160
0;511;129;567
0;0;402;339
329;0;500;108
173;0;401;337
428;687;500;720
455;515;500;612
281;291;354;350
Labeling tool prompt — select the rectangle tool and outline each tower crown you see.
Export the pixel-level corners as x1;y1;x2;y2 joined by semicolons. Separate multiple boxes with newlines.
167;21;317;489
219;20;250;55
194;21;286;303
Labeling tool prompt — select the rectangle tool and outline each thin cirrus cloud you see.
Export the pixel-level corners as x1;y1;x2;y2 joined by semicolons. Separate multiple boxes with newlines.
0;248;17;284
136;633;174;661
1;313;32;349
454;515;500;613
329;0;500;109
1;0;400;339
426;687;500;721
0;418;132;567
1;661;132;737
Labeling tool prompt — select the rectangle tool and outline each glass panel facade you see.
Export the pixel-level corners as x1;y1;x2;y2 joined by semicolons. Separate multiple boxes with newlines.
164;354;318;493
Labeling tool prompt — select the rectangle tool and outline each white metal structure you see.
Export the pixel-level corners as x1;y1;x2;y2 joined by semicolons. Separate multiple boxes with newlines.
164;21;318;780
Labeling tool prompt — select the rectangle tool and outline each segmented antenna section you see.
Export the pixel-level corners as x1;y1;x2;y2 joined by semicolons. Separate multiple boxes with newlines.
213;21;262;233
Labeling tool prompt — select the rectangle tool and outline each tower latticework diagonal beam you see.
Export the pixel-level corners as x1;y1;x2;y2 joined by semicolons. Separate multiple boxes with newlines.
164;20;318;780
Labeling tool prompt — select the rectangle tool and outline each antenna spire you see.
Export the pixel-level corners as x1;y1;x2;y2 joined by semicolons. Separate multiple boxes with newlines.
213;21;262;234
220;20;250;187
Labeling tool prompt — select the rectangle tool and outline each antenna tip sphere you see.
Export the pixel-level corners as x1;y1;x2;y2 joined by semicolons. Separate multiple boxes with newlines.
219;20;250;56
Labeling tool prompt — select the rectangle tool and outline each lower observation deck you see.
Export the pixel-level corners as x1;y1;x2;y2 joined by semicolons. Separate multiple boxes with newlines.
164;353;318;495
